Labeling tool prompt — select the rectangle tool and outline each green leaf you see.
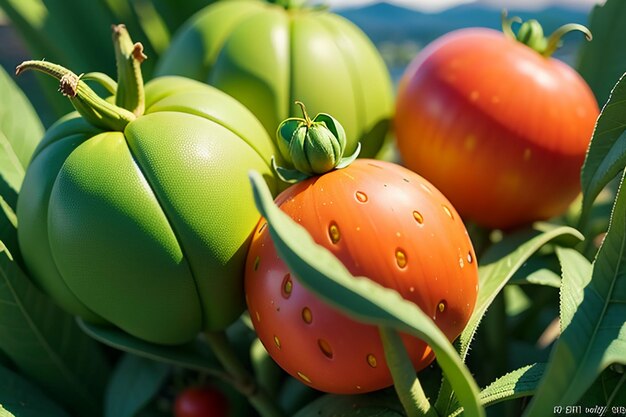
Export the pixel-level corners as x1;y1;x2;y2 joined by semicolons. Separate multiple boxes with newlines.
78;319;222;375
0;364;70;417
578;367;626;407
105;354;170;417
0;406;14;417
293;390;405;417
250;338;282;400
508;255;561;288
0;250;109;417
462;225;582;360
448;363;546;417
577;0;626;105
0;65;43;199
435;225;583;416
523;173;626;415
580;72;626;227
248;171;484;417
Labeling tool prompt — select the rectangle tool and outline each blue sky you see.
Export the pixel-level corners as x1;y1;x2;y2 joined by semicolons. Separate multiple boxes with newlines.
327;0;603;12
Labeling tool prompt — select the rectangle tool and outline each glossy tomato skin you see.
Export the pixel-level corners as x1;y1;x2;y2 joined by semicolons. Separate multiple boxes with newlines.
174;387;229;417
395;28;599;229
245;159;478;394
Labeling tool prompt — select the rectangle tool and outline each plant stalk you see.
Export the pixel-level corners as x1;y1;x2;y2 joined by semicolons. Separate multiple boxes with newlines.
380;326;437;417
112;24;146;116
15;60;135;131
204;331;286;417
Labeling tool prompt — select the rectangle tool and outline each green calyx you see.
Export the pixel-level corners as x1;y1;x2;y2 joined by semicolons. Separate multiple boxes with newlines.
501;11;592;57
15;25;146;131
273;101;360;183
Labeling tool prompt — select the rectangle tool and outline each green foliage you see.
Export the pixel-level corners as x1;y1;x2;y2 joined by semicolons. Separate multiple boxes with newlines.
435;225;583;417
293;391;405;417
577;0;626;105
105;354;170;417
0;0;213;123
0;249;110;417
580;71;626;227
0;65;43;205
249;171;484;417
448;363;547;416
523;174;626;415
0;406;14;417
78;319;221;376
0;364;70;417
380;327;436;417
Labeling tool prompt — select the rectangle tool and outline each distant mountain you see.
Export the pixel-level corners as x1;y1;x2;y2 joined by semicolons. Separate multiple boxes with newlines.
335;2;590;52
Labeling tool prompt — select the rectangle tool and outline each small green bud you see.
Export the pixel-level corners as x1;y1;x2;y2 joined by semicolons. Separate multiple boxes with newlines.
274;101;359;183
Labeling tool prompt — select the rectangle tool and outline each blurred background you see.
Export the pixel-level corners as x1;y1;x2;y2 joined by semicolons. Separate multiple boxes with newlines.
0;0;604;126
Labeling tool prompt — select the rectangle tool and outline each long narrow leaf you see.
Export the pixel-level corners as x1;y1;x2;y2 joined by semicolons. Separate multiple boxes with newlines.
524;172;626;415
249;171;485;417
78;319;222;375
0;364;70;417
580;72;626;226
0;248;110;417
105;354;170;417
435;225;583;416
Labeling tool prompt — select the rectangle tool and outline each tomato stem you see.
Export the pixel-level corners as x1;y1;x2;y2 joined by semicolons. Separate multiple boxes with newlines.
15;60;135;131
295;100;313;127
543;23;592;57
203;331;286;417
112;24;147;116
380;327;437;417
501;10;592;57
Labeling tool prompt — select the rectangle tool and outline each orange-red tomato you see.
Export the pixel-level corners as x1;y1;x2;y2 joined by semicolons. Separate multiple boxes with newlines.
245;159;478;394
395;28;599;229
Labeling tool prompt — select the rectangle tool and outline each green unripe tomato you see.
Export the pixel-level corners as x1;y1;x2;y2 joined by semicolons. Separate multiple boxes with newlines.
17;73;280;345
155;0;393;158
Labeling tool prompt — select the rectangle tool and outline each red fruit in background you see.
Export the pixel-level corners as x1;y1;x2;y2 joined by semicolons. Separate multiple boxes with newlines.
245;159;478;394
174;386;229;417
395;26;599;229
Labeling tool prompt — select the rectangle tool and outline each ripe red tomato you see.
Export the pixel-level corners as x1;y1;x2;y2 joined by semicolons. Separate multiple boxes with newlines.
395;27;599;229
245;159;478;394
174;386;229;417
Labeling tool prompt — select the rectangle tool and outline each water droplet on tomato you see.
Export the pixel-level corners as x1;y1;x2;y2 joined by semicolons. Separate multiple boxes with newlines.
367;354;378;368
355;191;368;203
318;339;333;359
282;274;292;299
297;372;311;383
302;307;313;324
442;205;454;219
253;256;260;271
329;223;340;244
396;249;408;268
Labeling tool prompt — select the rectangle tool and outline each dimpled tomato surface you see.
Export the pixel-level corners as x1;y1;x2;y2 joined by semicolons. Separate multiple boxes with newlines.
245;159;478;394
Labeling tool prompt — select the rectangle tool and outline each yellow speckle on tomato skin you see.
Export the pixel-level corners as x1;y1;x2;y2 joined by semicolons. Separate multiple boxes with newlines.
297;372;311;383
